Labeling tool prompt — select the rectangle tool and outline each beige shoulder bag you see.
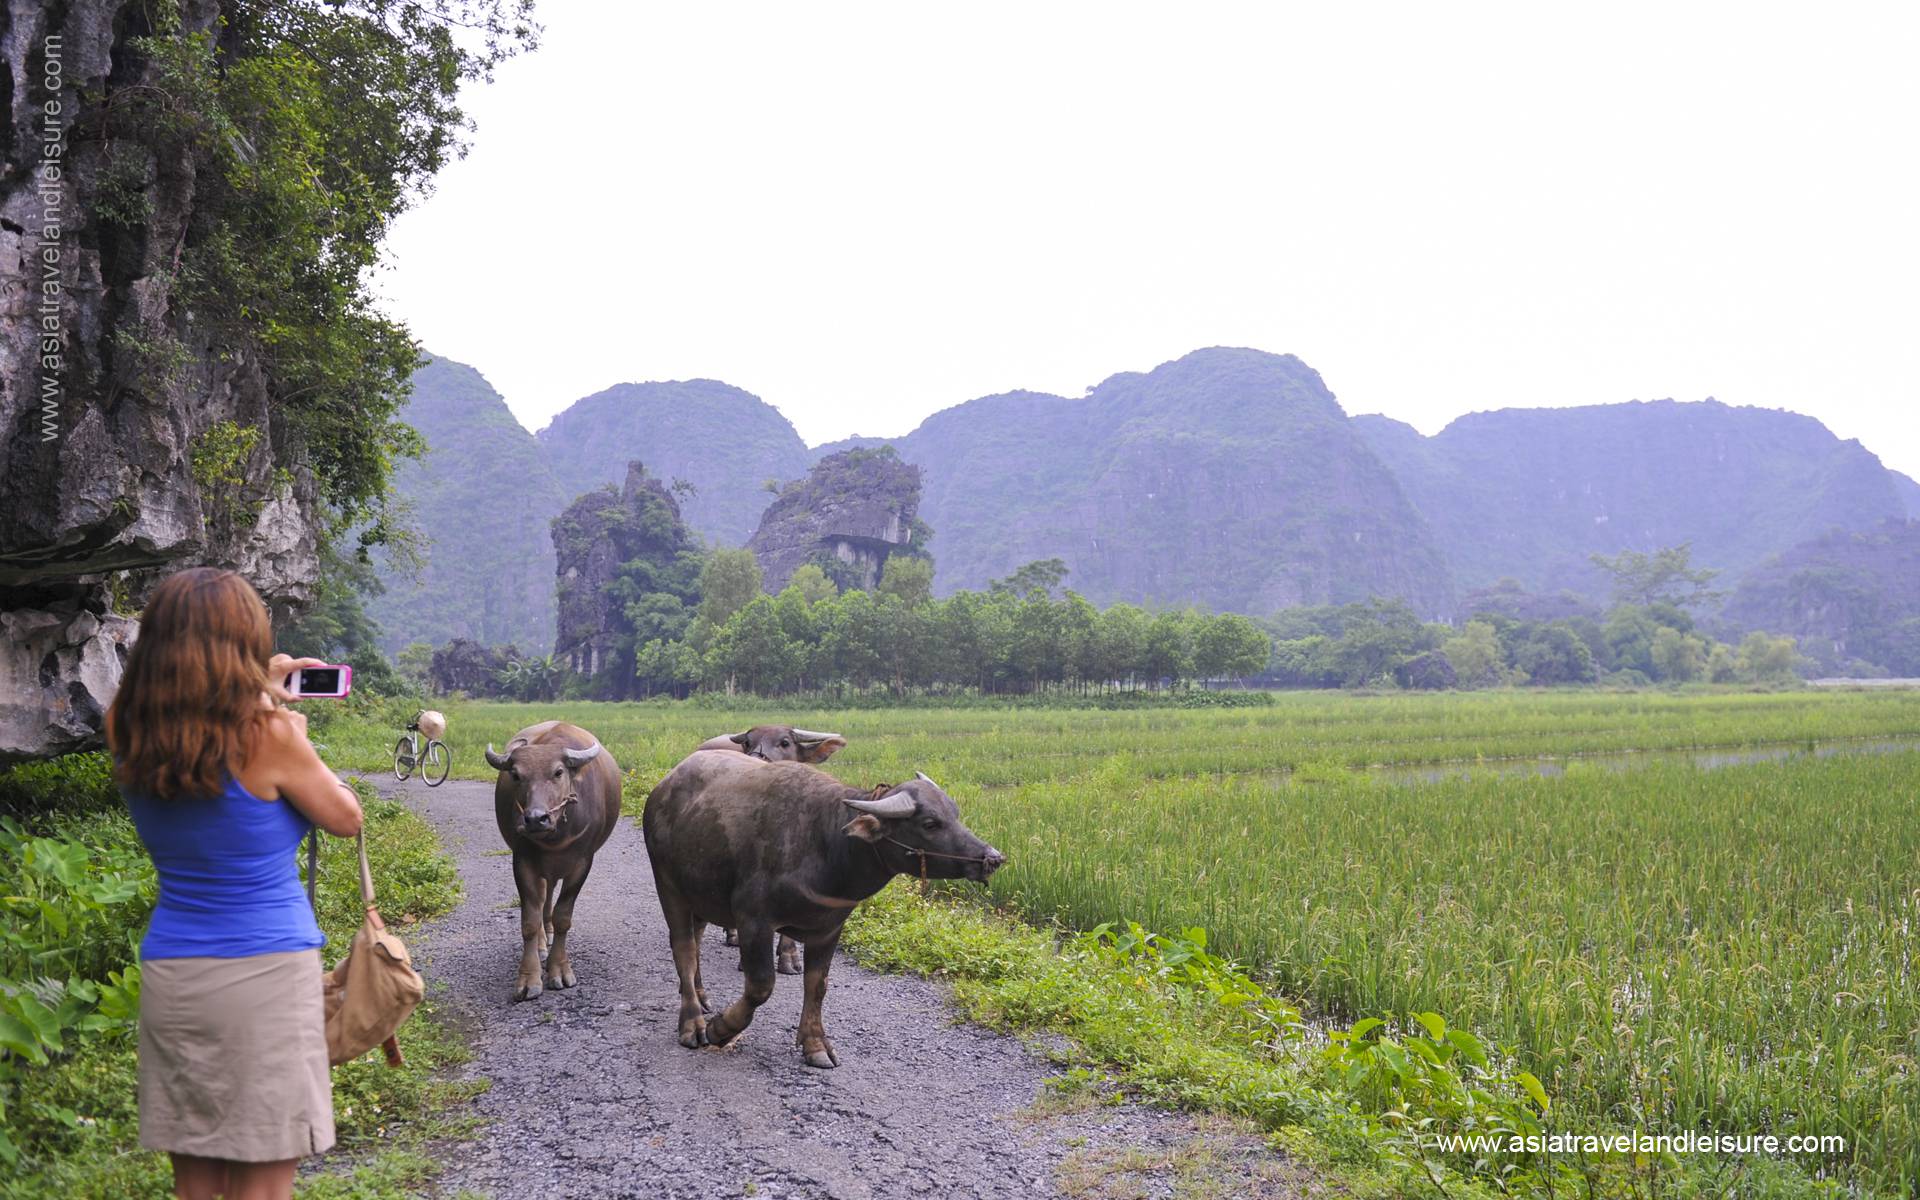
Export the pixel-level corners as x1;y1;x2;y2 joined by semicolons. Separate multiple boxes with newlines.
307;830;425;1066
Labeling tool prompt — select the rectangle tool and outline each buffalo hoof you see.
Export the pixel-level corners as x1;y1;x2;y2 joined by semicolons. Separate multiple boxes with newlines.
515;980;543;1002
802;1044;839;1069
678;1014;708;1049
704;1014;742;1047
723;927;740;947
545;963;577;990
776;949;803;976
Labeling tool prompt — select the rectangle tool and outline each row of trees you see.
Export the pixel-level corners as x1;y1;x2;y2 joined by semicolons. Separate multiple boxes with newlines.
633;553;1273;696
1264;599;1802;690
362;544;1809;701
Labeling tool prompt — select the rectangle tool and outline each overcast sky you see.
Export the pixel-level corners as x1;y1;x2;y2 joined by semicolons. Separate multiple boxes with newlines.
376;2;1920;479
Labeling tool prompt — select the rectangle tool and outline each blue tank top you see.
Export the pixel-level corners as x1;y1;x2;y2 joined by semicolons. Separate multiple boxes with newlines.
124;774;325;959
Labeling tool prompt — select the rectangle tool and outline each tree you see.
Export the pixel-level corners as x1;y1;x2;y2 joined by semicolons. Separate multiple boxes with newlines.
1141;610;1198;688
990;558;1069;600
1736;632;1803;683
495;654;563;702
1511;623;1597;685
1193;614;1272;683
706;596;798;695
1441;621;1503;687
1093;604;1150;689
822;590;885;690
1394;650;1458;690
1650;626;1707;683
276;543;401;693
698;548;764;627
1590;544;1724;609
772;586;825;689
787;563;840;606
1706;642;1739;684
395;641;435;691
877;556;935;608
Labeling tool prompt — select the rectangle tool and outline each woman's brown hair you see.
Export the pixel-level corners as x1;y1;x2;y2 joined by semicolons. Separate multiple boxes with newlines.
106;568;278;800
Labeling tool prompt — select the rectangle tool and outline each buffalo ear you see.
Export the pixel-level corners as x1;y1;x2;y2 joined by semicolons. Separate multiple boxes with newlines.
842;813;885;842
728;732;751;747
798;734;849;763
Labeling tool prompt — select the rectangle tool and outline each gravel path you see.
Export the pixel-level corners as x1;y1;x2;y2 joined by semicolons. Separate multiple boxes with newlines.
371;774;1310;1200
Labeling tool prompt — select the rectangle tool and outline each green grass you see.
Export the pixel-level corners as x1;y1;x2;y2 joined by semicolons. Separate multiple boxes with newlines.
309;688;1920;786
313;688;1920;1197
0;768;471;1200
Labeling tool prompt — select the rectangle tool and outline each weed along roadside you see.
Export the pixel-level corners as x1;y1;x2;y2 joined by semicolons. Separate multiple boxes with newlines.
0;760;472;1199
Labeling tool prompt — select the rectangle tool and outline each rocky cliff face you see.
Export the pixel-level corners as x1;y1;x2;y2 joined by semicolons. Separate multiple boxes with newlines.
747;448;922;591
1353;400;1908;601
537;380;810;547
0;0;319;760
366;357;564;654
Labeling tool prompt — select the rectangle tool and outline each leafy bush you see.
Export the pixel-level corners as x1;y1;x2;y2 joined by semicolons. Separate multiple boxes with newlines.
0;768;461;1189
0;753;120;821
0;809;155;1165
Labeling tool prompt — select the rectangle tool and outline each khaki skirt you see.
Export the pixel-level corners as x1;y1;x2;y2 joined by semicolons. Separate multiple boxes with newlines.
138;949;335;1161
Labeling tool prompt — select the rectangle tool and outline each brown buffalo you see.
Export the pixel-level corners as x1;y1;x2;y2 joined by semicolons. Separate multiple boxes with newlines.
695;726;846;763
698;726;848;972
643;750;1004;1068
485;721;622;1001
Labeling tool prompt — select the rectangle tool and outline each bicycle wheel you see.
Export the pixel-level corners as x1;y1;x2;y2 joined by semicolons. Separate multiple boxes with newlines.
393;736;416;781
422;739;451;787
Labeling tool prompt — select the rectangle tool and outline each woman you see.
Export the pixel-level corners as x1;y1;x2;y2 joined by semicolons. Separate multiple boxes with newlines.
106;568;363;1200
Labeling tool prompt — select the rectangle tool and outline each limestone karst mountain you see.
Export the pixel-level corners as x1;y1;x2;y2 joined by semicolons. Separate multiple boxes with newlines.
377;350;1914;665
1352;400;1908;598
536;380;810;547
365;357;566;654
746;447;925;593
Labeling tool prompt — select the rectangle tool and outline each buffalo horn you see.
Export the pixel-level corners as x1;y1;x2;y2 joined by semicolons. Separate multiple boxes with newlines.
562;741;603;770
793;728;842;745
914;770;939;787
844;789;916;818
485;744;512;770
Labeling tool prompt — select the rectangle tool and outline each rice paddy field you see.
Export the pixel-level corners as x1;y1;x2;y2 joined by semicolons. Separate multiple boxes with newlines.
320;690;1920;1192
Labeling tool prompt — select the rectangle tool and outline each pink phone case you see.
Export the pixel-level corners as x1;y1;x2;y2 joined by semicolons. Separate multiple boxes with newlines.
287;665;353;699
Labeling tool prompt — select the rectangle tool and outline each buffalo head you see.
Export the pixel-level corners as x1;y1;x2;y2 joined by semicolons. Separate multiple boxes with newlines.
842;772;1006;882
725;726;847;764
487;736;604;843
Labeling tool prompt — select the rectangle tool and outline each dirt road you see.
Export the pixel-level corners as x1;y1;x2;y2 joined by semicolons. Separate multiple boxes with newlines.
375;776;1303;1199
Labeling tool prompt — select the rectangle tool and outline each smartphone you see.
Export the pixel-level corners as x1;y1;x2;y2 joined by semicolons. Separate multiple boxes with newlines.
284;665;353;699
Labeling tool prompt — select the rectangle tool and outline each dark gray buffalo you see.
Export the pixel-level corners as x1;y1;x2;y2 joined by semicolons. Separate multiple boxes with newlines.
643;750;1005;1067
695;725;846;763
485;721;622;1001
697;725;849;971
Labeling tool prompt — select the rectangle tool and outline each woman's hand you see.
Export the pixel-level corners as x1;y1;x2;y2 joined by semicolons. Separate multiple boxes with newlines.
267;654;327;704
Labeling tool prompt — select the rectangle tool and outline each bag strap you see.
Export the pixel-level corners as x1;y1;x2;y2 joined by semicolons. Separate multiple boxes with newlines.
305;827;378;911
353;827;376;909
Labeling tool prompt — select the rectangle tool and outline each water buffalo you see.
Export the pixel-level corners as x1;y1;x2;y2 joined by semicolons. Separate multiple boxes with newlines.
485;721;622;1001
695;726;846;763
643;750;1005;1068
697;725;848;972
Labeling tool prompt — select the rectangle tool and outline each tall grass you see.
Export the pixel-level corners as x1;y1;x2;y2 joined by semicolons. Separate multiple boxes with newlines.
319;689;1920;1193
964;754;1920;1192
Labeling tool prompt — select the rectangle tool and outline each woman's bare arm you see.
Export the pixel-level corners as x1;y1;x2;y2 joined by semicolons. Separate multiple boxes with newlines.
258;708;364;837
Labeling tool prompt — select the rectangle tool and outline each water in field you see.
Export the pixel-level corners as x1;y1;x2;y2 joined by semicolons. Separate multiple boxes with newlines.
1362;735;1920;786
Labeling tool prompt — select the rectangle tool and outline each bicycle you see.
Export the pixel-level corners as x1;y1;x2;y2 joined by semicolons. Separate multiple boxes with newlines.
393;718;451;787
